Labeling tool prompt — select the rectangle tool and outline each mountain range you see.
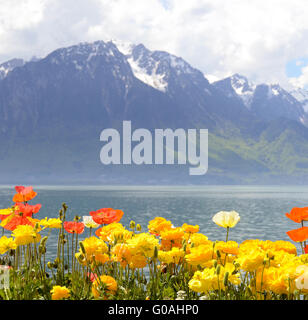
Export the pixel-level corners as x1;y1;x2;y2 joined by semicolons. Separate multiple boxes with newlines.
1;40;308;184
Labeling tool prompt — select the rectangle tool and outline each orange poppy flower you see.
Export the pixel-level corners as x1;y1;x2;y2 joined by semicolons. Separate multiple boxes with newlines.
286;227;308;242
1;215;35;231
13;186;37;203
305;245;308;254
90;208;124;225
63;221;84;234
0;214;9;221
15;203;42;217
285;207;308;223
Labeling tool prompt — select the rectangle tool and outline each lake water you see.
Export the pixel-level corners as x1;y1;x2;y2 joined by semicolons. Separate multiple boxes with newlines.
0;185;307;259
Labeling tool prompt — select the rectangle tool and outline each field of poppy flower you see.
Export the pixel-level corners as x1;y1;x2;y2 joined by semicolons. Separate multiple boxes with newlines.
0;186;308;300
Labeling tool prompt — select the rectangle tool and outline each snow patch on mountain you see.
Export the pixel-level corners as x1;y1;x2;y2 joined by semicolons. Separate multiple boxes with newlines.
108;40;168;91
110;41;201;92
169;55;195;75
291;87;308;102
0;66;11;78
230;74;255;108
109;39;134;56
271;87;279;96
49;41;121;67
127;57;168;92
267;84;300;106
267;85;285;99
0;59;25;80
291;88;308;112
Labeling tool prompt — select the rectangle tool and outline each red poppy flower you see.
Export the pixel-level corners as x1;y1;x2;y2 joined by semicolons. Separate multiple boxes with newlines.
13;186;37;203
15;203;42;217
64;221;84;234
90;208;124;225
286;227;308;242
87;272;98;282
285;207;308;223
305;245;308;254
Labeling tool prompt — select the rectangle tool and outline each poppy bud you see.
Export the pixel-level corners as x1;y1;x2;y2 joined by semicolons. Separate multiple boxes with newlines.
54;258;60;268
216;250;221;258
223;272;229;286
41;236;48;247
136;224;142;231
154;246;158;259
216;265;221;275
62;203;68;210
213;260;218;268
79;241;86;255
39;245;46;254
130;221;136;229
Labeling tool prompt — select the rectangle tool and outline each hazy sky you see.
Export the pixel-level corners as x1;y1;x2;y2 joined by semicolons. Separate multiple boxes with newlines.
1;0;308;89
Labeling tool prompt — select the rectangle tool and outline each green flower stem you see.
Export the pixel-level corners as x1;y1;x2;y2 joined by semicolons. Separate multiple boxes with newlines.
226;227;230;242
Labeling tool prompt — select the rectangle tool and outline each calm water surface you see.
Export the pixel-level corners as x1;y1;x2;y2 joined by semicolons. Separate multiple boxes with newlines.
0;185;307;259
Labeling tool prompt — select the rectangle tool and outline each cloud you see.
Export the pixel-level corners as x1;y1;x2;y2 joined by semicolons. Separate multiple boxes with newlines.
1;0;308;88
289;65;308;89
